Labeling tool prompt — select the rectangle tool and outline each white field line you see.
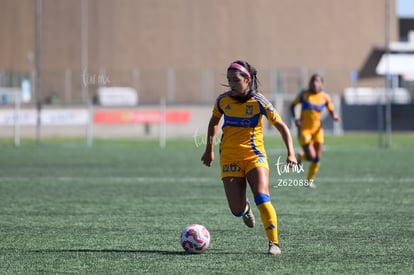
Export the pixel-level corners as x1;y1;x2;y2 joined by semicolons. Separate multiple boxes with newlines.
314;177;413;183
0;176;412;183
0;176;215;183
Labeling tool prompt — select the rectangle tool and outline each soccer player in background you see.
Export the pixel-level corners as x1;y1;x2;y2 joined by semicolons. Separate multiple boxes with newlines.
290;73;341;188
201;60;297;255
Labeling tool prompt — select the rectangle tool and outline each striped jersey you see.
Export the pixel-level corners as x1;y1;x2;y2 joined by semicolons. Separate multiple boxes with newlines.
212;91;282;162
292;91;334;131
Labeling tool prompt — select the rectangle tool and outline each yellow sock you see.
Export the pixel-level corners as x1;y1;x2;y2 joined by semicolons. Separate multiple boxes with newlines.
307;158;320;181
255;194;278;244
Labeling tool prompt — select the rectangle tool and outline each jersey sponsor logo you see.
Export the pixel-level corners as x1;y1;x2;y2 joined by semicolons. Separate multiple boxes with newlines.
240;119;252;128
223;114;259;128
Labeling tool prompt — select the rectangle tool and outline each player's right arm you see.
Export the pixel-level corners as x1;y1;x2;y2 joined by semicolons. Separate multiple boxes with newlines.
201;115;221;167
290;95;302;128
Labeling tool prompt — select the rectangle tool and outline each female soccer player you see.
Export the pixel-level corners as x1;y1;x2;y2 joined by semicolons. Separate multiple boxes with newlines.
290;73;341;188
201;60;297;255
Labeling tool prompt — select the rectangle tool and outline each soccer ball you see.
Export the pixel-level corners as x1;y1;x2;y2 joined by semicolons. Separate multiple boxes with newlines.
180;224;210;254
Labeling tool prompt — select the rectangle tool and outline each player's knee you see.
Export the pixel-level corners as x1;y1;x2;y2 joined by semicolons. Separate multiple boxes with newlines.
305;152;314;161
230;205;246;217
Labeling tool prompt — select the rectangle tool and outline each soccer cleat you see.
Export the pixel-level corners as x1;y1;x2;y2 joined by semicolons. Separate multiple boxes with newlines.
268;242;282;255
242;201;255;228
305;180;316;189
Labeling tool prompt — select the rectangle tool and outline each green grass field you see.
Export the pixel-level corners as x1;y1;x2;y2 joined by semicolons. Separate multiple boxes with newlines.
0;133;413;274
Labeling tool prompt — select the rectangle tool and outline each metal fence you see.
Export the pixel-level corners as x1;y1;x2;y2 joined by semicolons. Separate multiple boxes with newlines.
2;68;413;106
0;68;313;106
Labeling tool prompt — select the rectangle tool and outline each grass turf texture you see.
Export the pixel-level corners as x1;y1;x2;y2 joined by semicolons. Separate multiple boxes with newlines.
0;134;413;274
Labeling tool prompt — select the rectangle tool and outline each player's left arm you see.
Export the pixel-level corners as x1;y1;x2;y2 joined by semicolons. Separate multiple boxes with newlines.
264;101;297;166
274;120;297;166
324;92;341;122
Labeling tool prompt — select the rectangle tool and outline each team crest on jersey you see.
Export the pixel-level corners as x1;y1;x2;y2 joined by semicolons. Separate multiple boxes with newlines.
245;105;253;115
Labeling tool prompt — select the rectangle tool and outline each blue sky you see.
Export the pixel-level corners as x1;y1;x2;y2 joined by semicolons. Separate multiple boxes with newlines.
397;0;414;18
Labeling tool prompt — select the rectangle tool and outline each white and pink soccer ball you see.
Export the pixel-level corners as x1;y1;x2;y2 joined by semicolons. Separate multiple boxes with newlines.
180;224;210;254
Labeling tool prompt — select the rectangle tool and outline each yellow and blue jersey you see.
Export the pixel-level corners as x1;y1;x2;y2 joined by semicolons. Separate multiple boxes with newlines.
292;91;334;131
212;91;282;162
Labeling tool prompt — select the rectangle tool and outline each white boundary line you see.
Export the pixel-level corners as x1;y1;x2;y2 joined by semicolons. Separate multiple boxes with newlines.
0;176;412;184
314;177;413;183
0;176;214;183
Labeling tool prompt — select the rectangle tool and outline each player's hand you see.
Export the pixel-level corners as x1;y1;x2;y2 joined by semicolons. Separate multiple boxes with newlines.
201;151;214;167
286;154;297;168
333;116;341;122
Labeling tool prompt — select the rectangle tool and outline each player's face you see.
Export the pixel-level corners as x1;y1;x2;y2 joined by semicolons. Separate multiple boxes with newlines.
227;70;250;95
311;76;323;92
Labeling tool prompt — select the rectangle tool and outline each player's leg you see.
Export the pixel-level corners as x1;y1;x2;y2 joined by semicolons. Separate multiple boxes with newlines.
302;143;316;161
221;161;254;226
307;142;322;183
299;130;315;162
246;164;281;254
306;128;324;187
222;177;247;216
